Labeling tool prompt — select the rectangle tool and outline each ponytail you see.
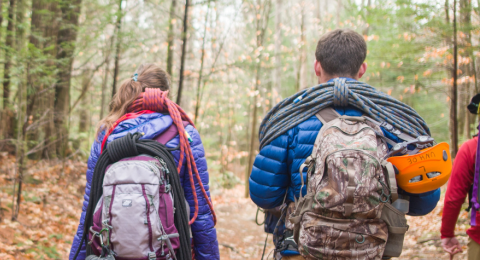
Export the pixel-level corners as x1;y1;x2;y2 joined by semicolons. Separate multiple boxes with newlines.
96;64;171;139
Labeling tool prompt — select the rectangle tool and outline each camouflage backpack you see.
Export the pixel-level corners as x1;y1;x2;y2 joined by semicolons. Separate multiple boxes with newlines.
289;108;409;260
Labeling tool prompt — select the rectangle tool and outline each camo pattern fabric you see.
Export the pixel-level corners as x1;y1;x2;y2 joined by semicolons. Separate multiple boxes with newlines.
285;201;296;230
297;116;389;260
299;211;388;260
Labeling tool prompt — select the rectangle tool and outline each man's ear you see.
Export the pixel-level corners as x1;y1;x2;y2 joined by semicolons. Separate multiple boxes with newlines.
314;60;322;77
358;63;367;79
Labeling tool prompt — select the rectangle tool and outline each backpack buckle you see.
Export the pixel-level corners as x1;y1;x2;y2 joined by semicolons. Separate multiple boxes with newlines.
380;122;394;132
304;156;313;165
158;233;180;260
148;252;156;260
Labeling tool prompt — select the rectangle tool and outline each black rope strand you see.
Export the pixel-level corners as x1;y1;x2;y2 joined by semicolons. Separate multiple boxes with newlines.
136;140;191;259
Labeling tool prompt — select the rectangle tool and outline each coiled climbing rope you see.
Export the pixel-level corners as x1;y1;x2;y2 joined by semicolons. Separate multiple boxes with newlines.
259;78;431;149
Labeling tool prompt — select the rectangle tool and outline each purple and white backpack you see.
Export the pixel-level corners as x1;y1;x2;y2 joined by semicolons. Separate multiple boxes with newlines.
88;155;182;259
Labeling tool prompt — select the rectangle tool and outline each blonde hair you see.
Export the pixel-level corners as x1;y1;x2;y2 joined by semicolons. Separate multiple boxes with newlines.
96;63;170;139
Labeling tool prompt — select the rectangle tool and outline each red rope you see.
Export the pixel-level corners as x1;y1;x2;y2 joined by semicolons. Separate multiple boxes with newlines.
127;88;217;225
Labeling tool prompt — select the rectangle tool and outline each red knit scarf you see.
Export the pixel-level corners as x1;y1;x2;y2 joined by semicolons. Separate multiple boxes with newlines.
127;88;216;225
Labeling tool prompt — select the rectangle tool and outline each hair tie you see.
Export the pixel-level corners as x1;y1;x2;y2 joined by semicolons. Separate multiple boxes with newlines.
132;73;138;82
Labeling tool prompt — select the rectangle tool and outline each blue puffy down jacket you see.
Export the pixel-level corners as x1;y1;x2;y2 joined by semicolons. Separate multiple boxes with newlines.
69;113;219;260
249;106;440;231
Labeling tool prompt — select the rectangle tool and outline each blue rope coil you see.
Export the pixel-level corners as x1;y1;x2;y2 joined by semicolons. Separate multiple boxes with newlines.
258;78;430;149
333;78;348;107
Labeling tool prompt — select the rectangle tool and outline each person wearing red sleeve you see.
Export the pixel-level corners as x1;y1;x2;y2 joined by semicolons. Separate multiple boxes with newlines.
441;136;480;260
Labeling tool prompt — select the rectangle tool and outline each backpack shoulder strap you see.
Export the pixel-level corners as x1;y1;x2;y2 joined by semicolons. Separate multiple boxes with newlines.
155;121;190;145
315;107;341;125
298;108;342;196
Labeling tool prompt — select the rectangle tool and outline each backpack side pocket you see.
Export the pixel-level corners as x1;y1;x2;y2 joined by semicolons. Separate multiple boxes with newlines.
380;202;409;258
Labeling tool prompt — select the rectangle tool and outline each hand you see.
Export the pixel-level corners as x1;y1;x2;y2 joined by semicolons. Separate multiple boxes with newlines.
441;237;463;259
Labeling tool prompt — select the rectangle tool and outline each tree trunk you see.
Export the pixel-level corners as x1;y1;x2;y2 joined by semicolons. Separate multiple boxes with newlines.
194;1;211;124
3;0;15;110
446;0;450;23
0;0;2;144
27;0;45;117
363;0;372;35
1;0;16;143
323;0;328;16
41;1;60;159
25;0;44;159
76;69;91;150
295;2;305;92
14;0;24;49
12;74;26;221
450;0;459;157
0;0;3;51
177;0;190;105
246;0;272;198
460;0;473;138
336;0;342;27
12;0;26;221
54;0;83;157
79;73;91;134
100;56;111;119
111;0;124;99
166;0;176;77
100;12;118;119
316;0;321;21
272;0;282;104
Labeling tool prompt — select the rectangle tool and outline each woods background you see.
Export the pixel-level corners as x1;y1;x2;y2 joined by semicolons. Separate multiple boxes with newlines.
0;0;477;259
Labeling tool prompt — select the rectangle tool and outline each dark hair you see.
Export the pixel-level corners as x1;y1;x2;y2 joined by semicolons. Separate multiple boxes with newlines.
315;29;367;77
96;63;170;138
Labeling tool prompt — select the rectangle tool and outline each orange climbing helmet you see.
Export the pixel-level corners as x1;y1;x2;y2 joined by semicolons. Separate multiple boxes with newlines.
387;142;452;194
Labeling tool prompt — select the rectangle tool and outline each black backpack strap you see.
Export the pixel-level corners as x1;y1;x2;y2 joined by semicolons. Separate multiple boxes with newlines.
467;185;473;212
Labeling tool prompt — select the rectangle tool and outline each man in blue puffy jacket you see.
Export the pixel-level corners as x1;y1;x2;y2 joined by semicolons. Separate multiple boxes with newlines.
249;29;440;259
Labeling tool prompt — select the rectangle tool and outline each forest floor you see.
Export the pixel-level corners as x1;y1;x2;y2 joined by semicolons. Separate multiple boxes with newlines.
0;155;471;259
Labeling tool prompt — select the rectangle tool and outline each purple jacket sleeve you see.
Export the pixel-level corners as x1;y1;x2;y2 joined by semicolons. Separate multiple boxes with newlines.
170;125;219;260
69;133;103;260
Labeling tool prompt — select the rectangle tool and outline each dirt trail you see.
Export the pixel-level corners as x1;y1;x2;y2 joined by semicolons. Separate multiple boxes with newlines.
212;185;275;259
